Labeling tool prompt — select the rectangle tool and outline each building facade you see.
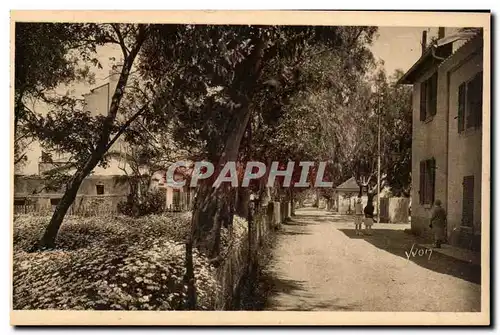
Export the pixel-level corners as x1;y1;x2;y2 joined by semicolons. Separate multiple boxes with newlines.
399;28;484;250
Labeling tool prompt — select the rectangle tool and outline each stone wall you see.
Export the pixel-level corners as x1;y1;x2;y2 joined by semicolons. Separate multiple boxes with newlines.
214;201;285;310
14;174;129;216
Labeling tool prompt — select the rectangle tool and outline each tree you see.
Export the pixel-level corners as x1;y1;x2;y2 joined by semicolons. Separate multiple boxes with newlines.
141;25;378;257
379;69;412;196
346;67;412;202
249;43;376;212
29;23;154;250
14;23;97;168
105;124;184;215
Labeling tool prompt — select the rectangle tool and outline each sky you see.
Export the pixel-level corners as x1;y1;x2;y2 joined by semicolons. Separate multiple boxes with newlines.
370;26;438;78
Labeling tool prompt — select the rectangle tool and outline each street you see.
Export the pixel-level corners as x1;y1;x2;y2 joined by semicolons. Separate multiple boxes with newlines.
259;208;481;312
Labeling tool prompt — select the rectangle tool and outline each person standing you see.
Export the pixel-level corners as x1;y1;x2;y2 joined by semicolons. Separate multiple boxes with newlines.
354;197;364;236
364;200;375;235
429;199;447;248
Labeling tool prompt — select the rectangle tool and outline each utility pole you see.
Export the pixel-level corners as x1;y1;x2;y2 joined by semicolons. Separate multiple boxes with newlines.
377;92;382;223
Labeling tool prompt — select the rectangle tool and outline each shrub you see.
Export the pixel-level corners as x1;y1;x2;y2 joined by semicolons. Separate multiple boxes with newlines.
12;212;250;310
117;190;166;217
13;213;193;252
220;215;248;254
13;239;219;310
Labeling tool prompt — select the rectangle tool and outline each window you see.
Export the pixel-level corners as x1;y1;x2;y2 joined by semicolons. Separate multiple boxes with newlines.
50;198;61;206
419;158;436;205
420;72;438;121
14;198;26;206
458;72;483;132
40;151;53;163
462;176;474;227
96;184;105;195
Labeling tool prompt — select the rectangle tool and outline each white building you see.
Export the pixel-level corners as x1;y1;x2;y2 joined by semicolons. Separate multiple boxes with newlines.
398;28;484;250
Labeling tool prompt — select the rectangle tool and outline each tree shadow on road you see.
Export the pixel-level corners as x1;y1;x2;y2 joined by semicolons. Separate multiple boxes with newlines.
276;216;317;236
241;270;307;310
293;214;352;223
283;218;311;227
339;228;481;285
247;270;360;311
279;222;313;236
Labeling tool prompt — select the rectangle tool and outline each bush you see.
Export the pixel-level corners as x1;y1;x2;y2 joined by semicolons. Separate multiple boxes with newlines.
117;190;166;217
12;212;249;310
13;240;219;310
13;213;192;252
220;215;248;254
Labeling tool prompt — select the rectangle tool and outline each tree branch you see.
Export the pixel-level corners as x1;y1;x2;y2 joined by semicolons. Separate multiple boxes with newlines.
111;24;129;58
105;104;149;152
94;24;150;158
348;28;364;50
14;152;28;165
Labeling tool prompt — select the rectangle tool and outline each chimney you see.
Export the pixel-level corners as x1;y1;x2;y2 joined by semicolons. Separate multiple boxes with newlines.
421;30;427;55
438;27;445;39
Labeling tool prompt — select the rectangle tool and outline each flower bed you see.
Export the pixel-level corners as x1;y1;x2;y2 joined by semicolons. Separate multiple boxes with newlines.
13;213;248;310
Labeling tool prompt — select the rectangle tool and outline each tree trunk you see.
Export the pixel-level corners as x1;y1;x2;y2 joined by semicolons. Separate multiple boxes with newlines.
290;187;295;216
32;163;93;250
191;104;253;257
236;187;250;218
185;241;196;309
190;35;266;257
31;30;146;250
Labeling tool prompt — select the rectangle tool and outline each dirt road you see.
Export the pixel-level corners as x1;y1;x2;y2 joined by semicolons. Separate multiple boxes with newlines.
260;208;481;312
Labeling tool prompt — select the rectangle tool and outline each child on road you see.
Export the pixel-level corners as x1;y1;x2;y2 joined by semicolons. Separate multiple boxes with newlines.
354;198;363;236
364;201;375;235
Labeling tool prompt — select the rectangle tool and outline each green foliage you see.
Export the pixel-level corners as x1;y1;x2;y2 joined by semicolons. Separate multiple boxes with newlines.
140;25;378;163
14;241;218;310
15;23;96;103
117;189;166;217
14;23;104;167
345;68;412;196
13;213;250;310
21;24;157;249
12;212;227;310
22;24;154;174
13;213;191;252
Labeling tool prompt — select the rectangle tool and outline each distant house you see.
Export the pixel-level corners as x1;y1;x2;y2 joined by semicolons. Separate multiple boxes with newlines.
335;177;359;214
153;170;194;211
398;28;484;251
13;174;131;215
335;177;389;216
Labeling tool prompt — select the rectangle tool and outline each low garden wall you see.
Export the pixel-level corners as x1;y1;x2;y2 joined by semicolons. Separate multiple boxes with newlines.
14;195;127;216
379;197;410;223
213;201;286;310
